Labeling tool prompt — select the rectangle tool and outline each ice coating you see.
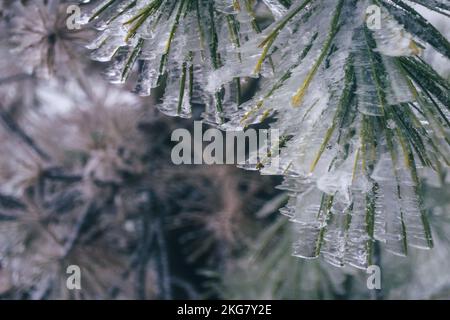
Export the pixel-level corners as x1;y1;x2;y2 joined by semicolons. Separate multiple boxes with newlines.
210;0;446;268
81;0;288;124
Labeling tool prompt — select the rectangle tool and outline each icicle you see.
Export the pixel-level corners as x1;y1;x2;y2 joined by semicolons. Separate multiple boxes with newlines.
372;7;422;57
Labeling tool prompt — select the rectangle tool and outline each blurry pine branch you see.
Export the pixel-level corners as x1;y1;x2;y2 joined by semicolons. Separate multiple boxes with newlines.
0;0;281;299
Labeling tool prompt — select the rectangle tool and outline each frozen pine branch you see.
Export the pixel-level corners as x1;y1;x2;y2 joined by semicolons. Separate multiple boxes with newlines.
213;0;450;268
80;0;291;123
83;0;450;269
